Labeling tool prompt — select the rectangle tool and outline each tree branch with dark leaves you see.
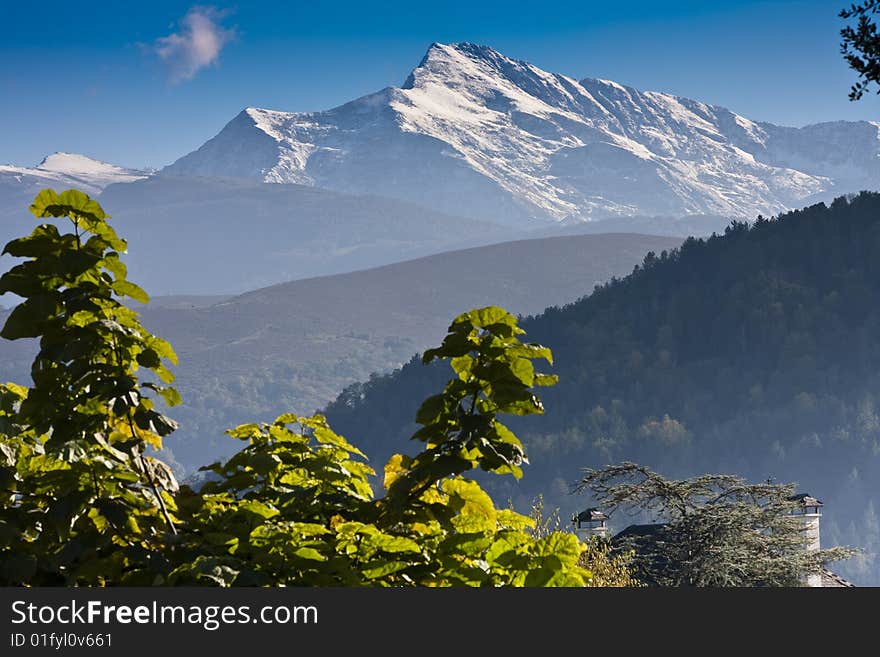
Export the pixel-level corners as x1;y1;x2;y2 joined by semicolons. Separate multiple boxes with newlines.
576;462;858;586
841;1;880;99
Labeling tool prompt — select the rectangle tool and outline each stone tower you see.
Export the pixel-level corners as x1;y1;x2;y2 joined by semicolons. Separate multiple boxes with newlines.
789;493;823;587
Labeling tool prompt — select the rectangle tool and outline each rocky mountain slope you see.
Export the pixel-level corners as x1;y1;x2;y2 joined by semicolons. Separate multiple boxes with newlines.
165;42;880;225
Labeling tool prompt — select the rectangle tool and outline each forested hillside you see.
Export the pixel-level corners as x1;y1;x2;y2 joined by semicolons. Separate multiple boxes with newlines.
325;193;880;584
0;232;678;471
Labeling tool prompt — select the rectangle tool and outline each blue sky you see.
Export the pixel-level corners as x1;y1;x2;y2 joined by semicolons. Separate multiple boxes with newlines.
1;0;876;169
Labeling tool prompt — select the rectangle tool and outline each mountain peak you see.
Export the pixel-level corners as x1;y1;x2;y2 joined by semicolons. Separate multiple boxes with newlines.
440;42;505;59
163;43;880;225
403;42;514;88
420;41;505;62
38;151;100;171
0;153;148;200
36;152;140;177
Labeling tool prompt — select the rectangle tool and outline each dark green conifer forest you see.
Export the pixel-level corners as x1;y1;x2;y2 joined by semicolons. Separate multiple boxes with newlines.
325;193;880;584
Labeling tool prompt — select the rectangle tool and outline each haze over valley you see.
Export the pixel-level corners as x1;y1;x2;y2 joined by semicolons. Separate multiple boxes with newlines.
3;4;880;590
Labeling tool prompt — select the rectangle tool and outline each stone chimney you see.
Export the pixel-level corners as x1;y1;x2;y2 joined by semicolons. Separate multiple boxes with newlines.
788;493;823;587
572;507;608;541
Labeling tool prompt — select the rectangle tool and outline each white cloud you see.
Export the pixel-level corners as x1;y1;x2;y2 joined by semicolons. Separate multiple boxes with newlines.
154;6;235;83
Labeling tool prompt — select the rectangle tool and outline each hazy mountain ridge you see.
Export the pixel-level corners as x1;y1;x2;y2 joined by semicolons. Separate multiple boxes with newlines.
0;231;681;469
2;174;514;295
164;42;880;225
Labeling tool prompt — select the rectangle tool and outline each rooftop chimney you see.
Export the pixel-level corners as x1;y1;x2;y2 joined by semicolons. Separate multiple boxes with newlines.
572;507;608;541
788;493;823;587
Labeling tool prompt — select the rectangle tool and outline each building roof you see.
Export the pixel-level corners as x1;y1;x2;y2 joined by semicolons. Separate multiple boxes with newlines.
820;568;855;588
788;493;823;507
574;507;608;523
613;523;667;540
610;523;673;587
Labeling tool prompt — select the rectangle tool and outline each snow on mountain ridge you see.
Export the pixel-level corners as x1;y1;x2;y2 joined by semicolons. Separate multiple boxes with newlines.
162;42;880;224
0;152;147;195
37;152;132;176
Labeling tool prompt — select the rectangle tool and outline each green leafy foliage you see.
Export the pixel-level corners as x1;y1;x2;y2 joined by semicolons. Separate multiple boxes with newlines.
168;309;589;586
0;189;589;587
389;306;557;503
578;538;641;588
0;189;181;584
526;494;639;587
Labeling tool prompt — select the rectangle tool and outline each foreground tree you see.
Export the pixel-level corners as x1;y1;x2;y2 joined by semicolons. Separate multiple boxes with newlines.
169;307;587;586
577;462;855;586
0;190;180;584
527;495;640;587
577;538;641;588
0;189;589;586
841;1;880;99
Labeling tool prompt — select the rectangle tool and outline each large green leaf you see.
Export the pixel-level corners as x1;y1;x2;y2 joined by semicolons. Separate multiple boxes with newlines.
112;280;149;304
460;306;516;329
2;224;62;258
1;295;60;339
30;188;107;223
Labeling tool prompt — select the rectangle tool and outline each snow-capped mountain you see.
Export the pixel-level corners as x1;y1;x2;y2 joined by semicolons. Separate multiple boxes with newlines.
0;152;147;196
0;152;149;260
163;42;880;225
